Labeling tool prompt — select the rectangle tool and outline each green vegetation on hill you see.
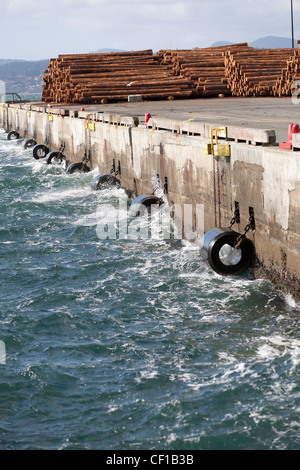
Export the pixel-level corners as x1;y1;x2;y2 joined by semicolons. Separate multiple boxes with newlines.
0;60;48;94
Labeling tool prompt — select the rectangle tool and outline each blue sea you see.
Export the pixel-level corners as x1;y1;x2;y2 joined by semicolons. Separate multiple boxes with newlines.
1;128;300;450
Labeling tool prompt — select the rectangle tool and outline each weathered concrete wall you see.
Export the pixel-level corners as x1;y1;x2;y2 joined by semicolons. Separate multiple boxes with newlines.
2;103;300;298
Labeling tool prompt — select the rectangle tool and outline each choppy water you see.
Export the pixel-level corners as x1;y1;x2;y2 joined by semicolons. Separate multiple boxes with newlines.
1;128;300;450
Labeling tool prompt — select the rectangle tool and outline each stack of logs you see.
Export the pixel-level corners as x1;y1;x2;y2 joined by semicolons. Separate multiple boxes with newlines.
157;43;251;97
275;41;300;97
42;43;300;104
42;49;195;104
224;47;299;96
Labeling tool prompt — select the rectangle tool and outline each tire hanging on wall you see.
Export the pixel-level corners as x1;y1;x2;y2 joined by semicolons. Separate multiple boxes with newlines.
32;144;50;160
7;131;20;141
129;194;163;216
47;151;66;165
92;174;121;191
200;228;254;275
24;139;37;149
66;162;91;174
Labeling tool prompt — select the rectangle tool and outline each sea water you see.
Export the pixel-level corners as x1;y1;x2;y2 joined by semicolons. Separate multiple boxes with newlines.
1;128;300;450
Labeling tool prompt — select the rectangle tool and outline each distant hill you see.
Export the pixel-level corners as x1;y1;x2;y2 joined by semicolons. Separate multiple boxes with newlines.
0;51;128;94
0;59;49;94
211;36;297;49
250;36;297;49
210;41;234;47
0;59;27;66
0;49;131;95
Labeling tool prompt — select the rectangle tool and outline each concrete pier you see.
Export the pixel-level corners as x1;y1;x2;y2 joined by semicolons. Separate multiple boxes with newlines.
2;99;300;299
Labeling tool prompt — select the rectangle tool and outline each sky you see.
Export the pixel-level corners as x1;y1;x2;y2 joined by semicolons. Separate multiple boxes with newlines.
0;0;299;60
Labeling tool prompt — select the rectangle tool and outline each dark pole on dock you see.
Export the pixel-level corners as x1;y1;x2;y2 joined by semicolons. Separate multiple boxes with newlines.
291;0;295;48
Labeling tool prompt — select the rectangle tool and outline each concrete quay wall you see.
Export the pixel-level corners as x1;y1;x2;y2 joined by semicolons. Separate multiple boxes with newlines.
2;103;300;298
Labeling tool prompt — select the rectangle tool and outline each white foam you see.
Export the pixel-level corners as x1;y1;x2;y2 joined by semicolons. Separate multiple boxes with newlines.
73;211;101;227
256;334;300;373
284;293;300;309
28;187;92;204
108;405;119;413
257;344;279;359
140;369;158;380
218;352;238;363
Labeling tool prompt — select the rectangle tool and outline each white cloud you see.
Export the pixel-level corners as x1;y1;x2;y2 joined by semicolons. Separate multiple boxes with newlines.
141;2;188;21
0;0;299;59
58;1;189;34
4;0;62;13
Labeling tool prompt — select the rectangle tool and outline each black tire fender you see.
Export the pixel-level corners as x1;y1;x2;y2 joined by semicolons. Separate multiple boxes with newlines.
7;130;20;140
66;162;91;174
32;144;49;160
201;228;254;275
92;174;121;190
47;151;66;165
129;194;163;216
24;139;37;149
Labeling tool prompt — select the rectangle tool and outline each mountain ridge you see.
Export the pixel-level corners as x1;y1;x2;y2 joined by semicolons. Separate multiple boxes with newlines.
211;36;298;49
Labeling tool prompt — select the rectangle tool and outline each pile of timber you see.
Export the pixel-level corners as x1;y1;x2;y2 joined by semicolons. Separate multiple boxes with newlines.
274;46;300;97
224;48;300;97
157;43;251;97
289;40;300;98
42;43;300;104
42;50;195;104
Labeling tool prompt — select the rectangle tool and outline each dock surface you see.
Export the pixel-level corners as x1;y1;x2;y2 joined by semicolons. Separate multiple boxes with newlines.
44;97;298;143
